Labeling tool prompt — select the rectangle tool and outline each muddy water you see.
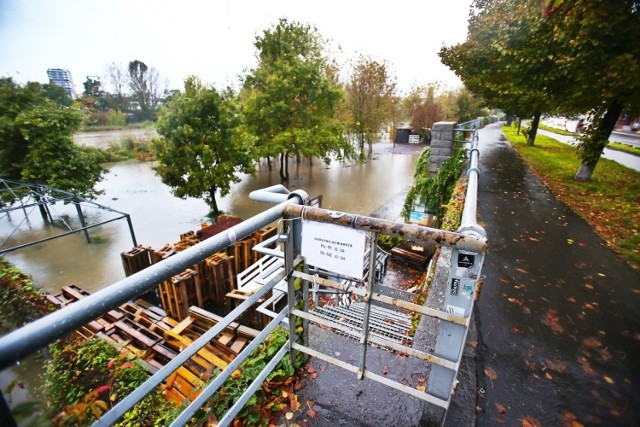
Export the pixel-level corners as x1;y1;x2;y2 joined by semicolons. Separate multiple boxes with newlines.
1;147;418;295
73;127;157;149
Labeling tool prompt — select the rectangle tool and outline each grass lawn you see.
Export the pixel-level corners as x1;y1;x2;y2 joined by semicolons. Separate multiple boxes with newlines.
502;125;640;271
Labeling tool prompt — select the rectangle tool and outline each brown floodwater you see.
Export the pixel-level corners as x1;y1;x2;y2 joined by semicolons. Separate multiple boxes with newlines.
1;145;419;295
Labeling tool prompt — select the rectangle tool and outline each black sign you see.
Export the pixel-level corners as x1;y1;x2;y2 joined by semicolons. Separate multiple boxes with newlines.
451;278;460;295
457;253;475;268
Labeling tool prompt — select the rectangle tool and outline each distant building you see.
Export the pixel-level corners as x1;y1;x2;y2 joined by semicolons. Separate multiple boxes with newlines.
47;68;75;98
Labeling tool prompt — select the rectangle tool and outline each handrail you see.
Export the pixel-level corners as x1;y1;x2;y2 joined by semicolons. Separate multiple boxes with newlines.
458;129;486;238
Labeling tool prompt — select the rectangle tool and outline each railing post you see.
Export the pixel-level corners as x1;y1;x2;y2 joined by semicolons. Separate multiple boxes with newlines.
357;232;378;379
284;222;298;366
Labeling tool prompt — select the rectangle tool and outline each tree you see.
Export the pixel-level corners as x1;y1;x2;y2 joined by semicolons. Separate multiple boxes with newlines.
403;84;444;140
78;77;108;112
440;0;561;145
441;0;640;179
345;55;396;159
152;76;256;216
105;62;128;111
242;18;353;181
128;60;149;112
0;78;105;198
551;0;640;180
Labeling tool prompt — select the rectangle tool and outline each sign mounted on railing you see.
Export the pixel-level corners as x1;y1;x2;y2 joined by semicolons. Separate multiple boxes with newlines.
301;220;367;279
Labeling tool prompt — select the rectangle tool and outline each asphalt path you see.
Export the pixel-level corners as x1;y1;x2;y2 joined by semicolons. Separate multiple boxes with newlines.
475;123;640;426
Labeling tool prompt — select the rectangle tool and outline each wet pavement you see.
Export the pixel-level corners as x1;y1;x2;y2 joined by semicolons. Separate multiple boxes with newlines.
475;123;640;426
288;124;640;426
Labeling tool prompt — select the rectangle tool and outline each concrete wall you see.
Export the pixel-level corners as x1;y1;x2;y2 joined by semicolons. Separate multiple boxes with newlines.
429;122;457;174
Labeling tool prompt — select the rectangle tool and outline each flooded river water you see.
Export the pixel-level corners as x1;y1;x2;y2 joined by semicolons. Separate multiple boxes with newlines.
1;142;419;295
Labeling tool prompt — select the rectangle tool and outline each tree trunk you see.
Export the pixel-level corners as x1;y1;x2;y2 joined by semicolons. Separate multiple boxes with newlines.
284;153;289;181
267;156;272;171
368;140;373;158
208;187;220;218
517;118;521;135
574;100;624;181
527;111;541;146
279;153;285;181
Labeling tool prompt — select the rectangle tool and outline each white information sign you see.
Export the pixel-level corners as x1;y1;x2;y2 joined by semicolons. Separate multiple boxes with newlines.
301;220;367;279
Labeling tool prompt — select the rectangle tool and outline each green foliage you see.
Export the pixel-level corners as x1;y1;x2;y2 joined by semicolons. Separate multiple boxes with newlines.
193;327;305;425
402;149;466;224
440;0;640;179
377;234;406;251
0;78;105;198
345;55;396;157
44;338;175;426
413;147;431;178
0;258;55;332
242;18;354;180
153;76;256;216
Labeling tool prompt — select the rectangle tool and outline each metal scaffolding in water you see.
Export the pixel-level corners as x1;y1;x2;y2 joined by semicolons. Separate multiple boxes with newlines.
0;178;137;255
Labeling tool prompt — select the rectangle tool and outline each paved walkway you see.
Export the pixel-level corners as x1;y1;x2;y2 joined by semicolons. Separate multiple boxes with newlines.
475;123;640;426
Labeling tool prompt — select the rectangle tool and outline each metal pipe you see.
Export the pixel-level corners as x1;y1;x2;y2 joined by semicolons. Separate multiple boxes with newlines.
0;195;305;370
458;130;486;238
357;232;377;379
249;184;290;203
284;205;487;253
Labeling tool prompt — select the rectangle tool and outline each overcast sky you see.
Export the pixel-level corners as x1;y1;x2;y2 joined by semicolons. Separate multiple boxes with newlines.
0;0;472;96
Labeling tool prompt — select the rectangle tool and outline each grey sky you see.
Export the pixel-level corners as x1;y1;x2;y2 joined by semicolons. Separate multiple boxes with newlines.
0;0;471;95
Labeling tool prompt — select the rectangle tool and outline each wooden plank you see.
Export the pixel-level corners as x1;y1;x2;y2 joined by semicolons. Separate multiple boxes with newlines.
164;331;228;370
188;306;260;339
229;337;248;355
115;319;162;348
218;332;234;346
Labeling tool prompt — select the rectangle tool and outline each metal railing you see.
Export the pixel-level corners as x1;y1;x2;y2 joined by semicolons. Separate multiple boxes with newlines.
0;127;486;425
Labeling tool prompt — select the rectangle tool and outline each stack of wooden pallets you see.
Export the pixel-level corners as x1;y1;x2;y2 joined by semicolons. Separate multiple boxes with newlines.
46;285;260;406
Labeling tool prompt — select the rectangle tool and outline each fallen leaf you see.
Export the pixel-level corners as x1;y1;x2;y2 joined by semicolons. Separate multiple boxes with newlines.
307;408;318;419
541;309;564;334
522;415;542;427
382;364;389;375
416;385;426;392
495;402;506;414
231;369;242;379
306;400;315;409
485;367;498;381
285;412;294;420
290;394;301;412
603;376;614;384
516;268;528;274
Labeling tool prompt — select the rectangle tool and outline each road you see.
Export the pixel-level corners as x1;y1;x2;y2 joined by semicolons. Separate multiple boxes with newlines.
611;131;640;148
537;129;640;172
475;123;640;426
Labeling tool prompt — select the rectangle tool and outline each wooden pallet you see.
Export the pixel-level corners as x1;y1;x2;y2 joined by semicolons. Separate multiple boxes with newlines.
157;269;203;321
203;253;235;305
121;246;154;277
152;243;177;264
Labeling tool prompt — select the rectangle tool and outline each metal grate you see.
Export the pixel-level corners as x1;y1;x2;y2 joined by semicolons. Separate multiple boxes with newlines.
311;302;413;345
